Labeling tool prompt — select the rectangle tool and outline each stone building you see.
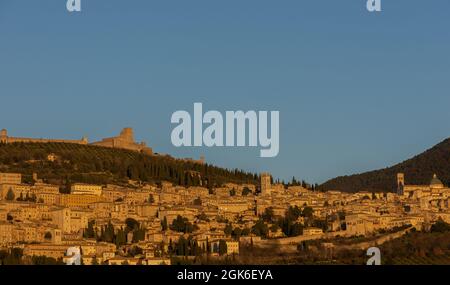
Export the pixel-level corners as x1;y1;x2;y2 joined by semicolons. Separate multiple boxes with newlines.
71;183;103;196
398;173;450;198
0;172;22;185
59;194;103;208
91;128;153;155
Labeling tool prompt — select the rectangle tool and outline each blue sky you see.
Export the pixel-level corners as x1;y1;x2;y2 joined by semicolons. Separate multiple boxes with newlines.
0;0;449;183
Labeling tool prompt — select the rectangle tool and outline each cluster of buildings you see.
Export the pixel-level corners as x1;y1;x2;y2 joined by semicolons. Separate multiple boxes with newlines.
343;173;450;236
0;168;449;265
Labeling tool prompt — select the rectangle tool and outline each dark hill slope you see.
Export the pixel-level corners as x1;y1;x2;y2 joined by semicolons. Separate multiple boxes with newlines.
0;142;258;192
320;138;450;193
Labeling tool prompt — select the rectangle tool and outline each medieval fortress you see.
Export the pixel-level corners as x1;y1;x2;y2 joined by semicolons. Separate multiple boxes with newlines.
0;128;153;155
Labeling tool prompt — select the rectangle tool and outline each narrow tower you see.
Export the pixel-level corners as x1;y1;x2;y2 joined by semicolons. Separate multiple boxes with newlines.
397;173;405;195
0;129;7;143
260;172;272;196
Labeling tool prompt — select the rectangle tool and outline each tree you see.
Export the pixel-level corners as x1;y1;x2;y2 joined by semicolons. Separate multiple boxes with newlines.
30;193;37;202
161;217;168;231
242;187;252;196
286;206;302;220
132;228;145;243
430;219;450;233
171;215;197;233
232;227;242;239
1;248;23;265
290;223;303;236
84;220;96;239
44;232;52;240
31;255;64;265
6;189;15;201
291;176;298;186
115;229;127;246
270;224;279;233
262;207;275;223
277;206;306;237
0;141;259;189
101;222;115;243
241;228;250;236
224;224;233;236
193;197;202;206
129;246;143;257
197;212;209;222
301;207;314;219
177;236;188;256
312;219;328;232
218;240;228;256
251;219;269;238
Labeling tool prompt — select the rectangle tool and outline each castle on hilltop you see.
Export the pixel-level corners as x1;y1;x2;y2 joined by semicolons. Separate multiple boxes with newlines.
91;128;153;155
0;128;153;155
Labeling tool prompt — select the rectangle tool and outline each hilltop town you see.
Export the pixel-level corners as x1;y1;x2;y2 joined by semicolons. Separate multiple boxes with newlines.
0;166;449;265
0;130;450;265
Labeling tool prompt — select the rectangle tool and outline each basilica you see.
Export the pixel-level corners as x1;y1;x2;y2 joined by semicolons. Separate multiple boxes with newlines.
398;173;450;199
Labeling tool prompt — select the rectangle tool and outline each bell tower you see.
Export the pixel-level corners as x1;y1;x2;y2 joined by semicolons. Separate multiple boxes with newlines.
260;172;272;196
397;173;405;195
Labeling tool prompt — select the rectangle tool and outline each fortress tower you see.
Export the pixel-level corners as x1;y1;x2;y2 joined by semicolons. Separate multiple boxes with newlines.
120;127;134;142
0;129;7;143
91;128;153;155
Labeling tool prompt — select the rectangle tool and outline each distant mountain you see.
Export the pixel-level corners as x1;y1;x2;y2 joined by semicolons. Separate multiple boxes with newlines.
0;142;258;192
319;138;450;193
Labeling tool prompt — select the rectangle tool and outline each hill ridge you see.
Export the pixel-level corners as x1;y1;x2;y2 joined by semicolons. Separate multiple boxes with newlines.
320;137;450;192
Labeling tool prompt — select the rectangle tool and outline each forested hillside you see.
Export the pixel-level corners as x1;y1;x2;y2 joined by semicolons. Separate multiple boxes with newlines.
0;142;258;192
